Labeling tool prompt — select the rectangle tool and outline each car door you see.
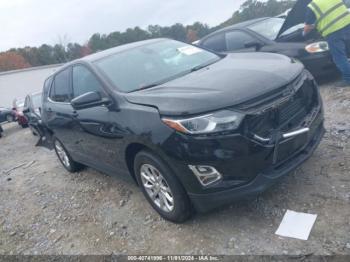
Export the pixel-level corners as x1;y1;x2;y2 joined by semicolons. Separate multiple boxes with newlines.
71;64;122;172
45;67;82;158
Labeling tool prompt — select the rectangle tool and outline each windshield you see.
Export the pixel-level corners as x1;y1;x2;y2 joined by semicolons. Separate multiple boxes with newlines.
94;39;220;92
248;18;285;40
32;93;42;109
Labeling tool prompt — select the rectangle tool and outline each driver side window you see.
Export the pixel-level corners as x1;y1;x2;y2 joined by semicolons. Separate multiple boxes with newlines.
225;31;255;51
72;65;104;98
201;33;226;52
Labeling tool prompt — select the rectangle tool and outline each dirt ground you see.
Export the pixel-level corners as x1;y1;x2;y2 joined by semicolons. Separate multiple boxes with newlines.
0;81;349;256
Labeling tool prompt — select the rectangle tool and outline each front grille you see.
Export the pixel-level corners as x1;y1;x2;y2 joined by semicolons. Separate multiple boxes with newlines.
279;97;305;124
245;77;318;139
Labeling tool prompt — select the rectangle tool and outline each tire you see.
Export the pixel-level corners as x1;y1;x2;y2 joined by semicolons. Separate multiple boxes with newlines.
53;138;84;173
6;114;14;122
21;123;29;128
134;150;192;223
30;126;39;136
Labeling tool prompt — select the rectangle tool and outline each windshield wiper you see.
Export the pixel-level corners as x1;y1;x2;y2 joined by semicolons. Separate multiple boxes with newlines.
190;59;220;72
190;64;208;72
138;83;160;91
135;60;219;92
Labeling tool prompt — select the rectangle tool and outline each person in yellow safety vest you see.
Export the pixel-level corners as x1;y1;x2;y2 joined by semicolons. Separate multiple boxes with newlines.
304;0;350;87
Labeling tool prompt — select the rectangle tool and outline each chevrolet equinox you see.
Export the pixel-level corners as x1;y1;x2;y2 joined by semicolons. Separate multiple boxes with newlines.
41;39;325;223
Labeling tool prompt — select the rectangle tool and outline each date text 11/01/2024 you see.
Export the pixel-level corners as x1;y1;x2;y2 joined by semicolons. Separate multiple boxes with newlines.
127;255;221;261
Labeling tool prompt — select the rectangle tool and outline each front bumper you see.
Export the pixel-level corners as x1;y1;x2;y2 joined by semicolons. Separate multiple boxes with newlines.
161;82;325;212
188;120;324;212
301;52;337;78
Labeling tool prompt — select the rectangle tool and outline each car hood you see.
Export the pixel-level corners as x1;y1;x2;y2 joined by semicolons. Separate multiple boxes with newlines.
124;53;304;116
277;0;312;38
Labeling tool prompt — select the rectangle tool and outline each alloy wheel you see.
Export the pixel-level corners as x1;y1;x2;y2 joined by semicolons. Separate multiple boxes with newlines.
6;115;13;122
55;140;71;168
140;164;175;213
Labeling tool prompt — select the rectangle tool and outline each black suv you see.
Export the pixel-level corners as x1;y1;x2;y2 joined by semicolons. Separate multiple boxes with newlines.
42;39;324;223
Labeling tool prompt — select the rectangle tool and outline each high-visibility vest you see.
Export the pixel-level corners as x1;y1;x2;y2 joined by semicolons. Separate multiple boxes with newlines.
308;0;350;37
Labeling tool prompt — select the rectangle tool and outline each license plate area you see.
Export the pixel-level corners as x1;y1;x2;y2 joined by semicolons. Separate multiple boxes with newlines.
275;132;308;164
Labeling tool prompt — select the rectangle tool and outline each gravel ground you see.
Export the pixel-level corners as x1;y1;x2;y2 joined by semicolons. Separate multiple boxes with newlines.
0;81;349;256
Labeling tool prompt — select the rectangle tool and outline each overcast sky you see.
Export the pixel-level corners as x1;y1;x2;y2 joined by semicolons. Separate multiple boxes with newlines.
0;0;245;52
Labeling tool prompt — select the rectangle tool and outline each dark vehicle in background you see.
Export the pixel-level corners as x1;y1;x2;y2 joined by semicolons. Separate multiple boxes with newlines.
197;0;340;78
23;92;44;136
0;107;15;123
12;98;29;128
42;39;324;222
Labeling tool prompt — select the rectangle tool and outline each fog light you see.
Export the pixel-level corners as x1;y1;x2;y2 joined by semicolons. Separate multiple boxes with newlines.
188;165;222;186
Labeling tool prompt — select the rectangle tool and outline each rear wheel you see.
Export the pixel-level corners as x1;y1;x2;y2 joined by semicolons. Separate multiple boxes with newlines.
54;138;84;172
134;150;192;223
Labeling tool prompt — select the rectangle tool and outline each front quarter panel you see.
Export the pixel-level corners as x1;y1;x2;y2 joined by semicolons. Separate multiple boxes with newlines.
113;101;174;165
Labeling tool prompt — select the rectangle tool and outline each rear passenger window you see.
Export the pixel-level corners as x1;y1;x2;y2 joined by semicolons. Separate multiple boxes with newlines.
201;33;226;52
72;65;104;98
50;68;71;103
43;77;53;98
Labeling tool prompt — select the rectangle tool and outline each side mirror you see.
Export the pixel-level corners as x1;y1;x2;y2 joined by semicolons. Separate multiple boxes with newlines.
71;91;111;110
22;108;30;114
244;41;263;51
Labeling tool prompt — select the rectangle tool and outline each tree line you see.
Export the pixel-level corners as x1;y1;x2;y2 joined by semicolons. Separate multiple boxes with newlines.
0;0;295;72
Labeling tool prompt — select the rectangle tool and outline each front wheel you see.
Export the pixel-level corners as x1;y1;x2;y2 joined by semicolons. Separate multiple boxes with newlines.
53;138;84;172
134;151;192;223
6;114;14;122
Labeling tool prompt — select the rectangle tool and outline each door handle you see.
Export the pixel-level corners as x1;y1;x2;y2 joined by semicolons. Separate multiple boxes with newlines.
72;111;79;117
47;108;53;112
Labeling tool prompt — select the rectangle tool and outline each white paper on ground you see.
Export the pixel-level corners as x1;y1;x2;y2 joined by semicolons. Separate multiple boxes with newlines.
275;210;317;240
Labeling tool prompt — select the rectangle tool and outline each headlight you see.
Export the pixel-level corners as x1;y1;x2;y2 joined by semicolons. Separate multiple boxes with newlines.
305;41;329;53
162;110;244;135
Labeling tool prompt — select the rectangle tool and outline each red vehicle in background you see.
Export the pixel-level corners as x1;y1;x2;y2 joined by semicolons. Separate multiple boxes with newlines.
12;98;29;128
